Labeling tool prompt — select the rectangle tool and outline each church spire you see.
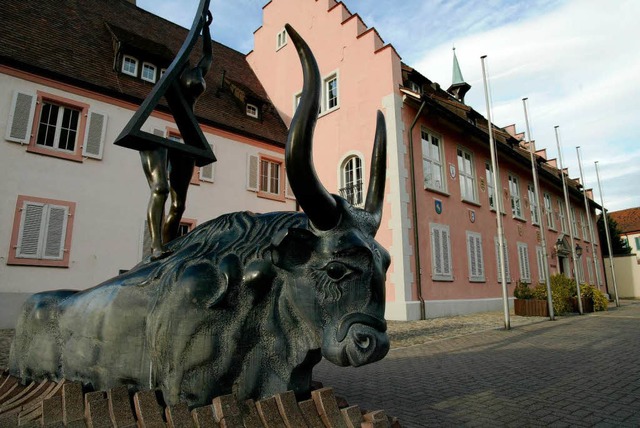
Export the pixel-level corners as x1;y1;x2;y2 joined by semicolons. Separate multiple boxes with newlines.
447;47;471;104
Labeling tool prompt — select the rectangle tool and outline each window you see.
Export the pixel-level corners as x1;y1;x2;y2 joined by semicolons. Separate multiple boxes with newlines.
485;162;495;210
276;28;287;50
558;199;567;233
122;55;138;77
324;73;339;111
431;223;453;281
457;148;477;202
340;155;363;206
8;195;75;267
586;256;594;284
422;129;445;192
141;62;157;83
246;103;259;118
508;174;523;219
580;211;589;241
408;81;421;93
517;242;531;283
36;101;81;152
536;245;546;283
246;154;285;200
570;207;579;237
6;91;106;161
177;218;197;238
528;184;539;225
495;237;511;283
635;237;640;251
544;193;555;230
466;231;485;282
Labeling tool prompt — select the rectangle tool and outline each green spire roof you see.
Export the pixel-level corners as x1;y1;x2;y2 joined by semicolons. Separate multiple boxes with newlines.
452;47;465;86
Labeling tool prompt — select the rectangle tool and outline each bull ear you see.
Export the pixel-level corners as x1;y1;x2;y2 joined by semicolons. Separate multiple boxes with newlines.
271;228;318;269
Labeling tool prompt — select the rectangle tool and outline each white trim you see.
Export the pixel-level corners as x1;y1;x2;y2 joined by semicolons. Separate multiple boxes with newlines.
421;127;447;193
517;242;531;283
466;231;485;282
246;103;259;118
276;28;287;51
6;91;36;144
141;62;157;83
338;152;366;207
122;55;138;77
508;173;524;220
457;146;478;203
320;69;340;115
430;223;453;281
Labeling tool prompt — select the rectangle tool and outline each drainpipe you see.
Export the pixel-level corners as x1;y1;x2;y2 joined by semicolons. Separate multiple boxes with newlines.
408;97;427;320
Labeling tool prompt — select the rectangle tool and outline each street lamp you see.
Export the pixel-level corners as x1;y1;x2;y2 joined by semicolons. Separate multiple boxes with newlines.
575;244;583;258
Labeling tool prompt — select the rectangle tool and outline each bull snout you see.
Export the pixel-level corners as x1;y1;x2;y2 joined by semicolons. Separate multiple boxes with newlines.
322;313;389;367
343;323;389;367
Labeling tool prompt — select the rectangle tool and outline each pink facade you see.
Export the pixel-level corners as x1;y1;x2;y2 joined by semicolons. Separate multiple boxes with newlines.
248;0;604;320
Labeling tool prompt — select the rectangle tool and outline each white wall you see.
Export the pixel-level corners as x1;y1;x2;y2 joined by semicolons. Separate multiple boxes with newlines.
0;72;294;327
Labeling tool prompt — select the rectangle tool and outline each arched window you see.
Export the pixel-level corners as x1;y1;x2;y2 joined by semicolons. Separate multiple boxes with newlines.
340;155;363;206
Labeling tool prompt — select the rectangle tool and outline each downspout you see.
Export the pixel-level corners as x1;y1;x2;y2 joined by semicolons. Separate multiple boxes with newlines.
408;97;427;320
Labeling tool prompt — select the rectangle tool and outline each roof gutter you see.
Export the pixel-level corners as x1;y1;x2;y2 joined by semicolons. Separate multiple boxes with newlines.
407;97;427;320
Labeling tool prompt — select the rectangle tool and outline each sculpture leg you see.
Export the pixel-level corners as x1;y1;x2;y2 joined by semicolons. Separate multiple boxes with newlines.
140;149;170;259
163;152;196;244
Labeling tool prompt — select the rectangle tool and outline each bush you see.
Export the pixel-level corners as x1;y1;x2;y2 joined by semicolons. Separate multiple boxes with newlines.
531;274;575;315
513;280;534;299
580;282;608;311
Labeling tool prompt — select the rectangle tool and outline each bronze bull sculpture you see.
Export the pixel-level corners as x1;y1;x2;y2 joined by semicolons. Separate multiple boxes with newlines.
9;25;390;408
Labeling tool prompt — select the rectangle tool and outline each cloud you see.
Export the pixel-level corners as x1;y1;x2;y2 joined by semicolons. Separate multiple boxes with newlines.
407;0;640;211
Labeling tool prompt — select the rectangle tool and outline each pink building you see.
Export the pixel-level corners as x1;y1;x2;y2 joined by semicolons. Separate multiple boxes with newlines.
248;0;605;320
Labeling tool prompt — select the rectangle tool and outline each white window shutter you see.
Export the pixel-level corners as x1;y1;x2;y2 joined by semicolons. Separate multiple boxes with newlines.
83;110;108;159
6;91;36;144
468;234;476;278
246;154;259;192
495;238;510;282
518;243;530;282
504;242;511;282
441;227;451;276
432;227;442;276
199;144;216;182
16;202;46;258
43;205;68;260
475;236;484;279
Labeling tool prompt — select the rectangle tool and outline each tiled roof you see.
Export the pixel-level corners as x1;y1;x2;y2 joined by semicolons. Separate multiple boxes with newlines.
608;207;640;234
0;0;288;147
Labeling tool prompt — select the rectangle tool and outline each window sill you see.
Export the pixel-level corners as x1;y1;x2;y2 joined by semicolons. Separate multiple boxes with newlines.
470;278;486;283
27;145;83;163
7;258;70;268
257;191;286;203
462;199;481;207
318;106;340;119
512;216;527;223
432;276;454;282
424;187;450;197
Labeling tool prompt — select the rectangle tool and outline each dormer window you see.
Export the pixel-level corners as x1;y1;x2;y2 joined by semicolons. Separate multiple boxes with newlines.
122;55;138;77
409;81;421;94
276;29;287;50
246;103;259;118
141;62;157;83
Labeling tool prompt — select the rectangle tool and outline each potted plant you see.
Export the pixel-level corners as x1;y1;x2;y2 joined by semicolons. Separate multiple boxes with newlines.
513;280;549;317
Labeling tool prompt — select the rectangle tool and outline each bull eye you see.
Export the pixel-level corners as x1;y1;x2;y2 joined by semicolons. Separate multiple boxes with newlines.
325;261;349;281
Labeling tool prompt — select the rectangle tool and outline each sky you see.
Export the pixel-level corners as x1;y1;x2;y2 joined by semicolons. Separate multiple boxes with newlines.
137;0;640;213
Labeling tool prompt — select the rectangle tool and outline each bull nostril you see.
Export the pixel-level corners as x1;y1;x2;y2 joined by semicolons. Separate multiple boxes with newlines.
355;333;371;350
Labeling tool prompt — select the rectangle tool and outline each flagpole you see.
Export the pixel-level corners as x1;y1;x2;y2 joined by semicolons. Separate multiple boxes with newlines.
554;126;583;314
594;161;620;307
481;55;510;330
576;147;601;291
522;99;554;320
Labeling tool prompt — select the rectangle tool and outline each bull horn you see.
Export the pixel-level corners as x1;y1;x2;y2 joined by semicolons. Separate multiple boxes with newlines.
364;110;387;232
285;24;340;231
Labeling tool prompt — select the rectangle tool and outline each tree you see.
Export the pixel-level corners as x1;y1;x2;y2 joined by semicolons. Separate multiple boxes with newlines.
597;214;631;256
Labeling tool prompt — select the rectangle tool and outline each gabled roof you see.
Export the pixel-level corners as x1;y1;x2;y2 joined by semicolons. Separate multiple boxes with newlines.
0;0;288;147
608;207;640;234
400;63;598;207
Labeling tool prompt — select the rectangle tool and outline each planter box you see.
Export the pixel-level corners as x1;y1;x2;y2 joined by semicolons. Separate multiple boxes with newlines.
570;297;594;313
514;299;549;317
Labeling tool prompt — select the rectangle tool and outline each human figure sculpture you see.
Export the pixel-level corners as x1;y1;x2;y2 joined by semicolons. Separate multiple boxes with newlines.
141;11;213;259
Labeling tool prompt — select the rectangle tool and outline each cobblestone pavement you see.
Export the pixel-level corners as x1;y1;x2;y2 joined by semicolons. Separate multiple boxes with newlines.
2;303;638;427
316;301;640;427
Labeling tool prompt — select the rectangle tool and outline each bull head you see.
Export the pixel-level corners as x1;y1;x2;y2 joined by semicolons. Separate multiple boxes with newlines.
272;25;390;368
